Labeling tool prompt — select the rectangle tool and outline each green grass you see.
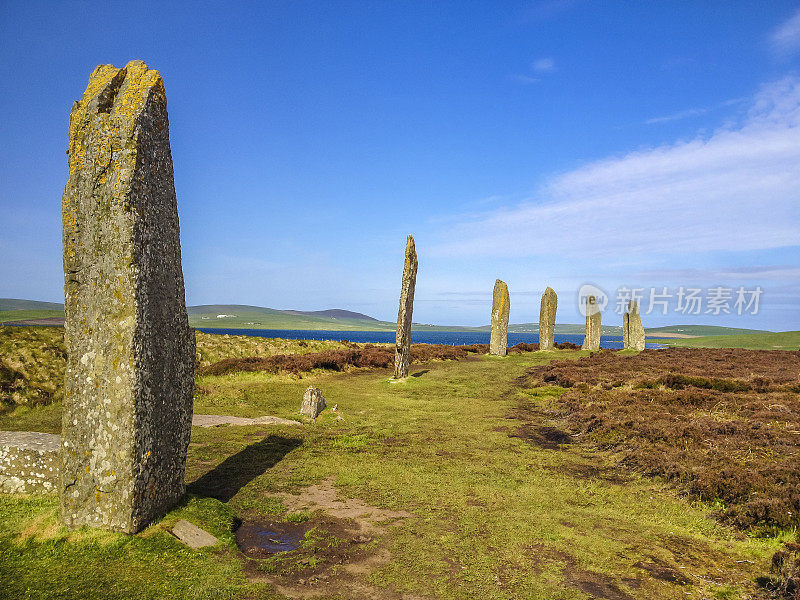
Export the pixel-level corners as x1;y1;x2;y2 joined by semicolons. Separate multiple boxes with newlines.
0;326;359;412
645;324;770;337
0;350;784;599
653;330;800;349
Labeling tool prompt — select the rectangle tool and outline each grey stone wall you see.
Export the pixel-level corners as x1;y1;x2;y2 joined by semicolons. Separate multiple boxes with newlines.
0;431;60;494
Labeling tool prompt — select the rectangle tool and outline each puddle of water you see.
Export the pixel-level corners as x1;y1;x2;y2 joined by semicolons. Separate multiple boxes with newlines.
253;529;302;552
236;520;306;558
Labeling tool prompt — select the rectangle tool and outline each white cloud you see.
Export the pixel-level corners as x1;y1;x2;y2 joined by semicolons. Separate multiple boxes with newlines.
645;107;708;125
513;74;541;85
433;76;800;259
633;265;800;282
531;57;556;73
771;9;800;54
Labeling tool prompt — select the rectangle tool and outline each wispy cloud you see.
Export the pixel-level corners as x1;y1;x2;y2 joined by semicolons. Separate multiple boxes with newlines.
644;107;708;125
771;9;800;55
644;98;746;125
512;74;541;85
513;57;555;85
531;57;556;73
433;76;800;259
633;265;800;282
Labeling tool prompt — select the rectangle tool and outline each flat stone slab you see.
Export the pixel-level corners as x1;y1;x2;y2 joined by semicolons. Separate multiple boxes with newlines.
192;415;300;428
171;519;219;548
0;431;61;494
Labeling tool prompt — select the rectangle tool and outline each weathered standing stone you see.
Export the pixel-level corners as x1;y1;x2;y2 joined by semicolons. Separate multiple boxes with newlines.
538;287;557;351
394;235;418;379
300;386;327;419
489;279;510;356
623;300;646;351
581;295;602;351
60;61;195;533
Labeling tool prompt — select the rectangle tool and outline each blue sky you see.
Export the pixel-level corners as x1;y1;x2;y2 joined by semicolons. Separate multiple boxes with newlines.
1;1;799;329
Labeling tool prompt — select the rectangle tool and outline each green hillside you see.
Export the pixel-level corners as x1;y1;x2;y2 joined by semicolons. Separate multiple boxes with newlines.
188;304;476;332
0;299;781;336
0;299;64;311
653;330;800;350
645;324;770;337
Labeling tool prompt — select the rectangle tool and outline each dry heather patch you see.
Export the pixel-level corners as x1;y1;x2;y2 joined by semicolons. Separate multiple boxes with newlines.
198;341;576;377
195;332;358;368
0;326;65;408
199;344;484;376
0;327;373;409
520;348;800;533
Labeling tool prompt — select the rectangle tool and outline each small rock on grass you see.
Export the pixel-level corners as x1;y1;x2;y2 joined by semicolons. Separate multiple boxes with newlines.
301;386;327;419
171;519;219;548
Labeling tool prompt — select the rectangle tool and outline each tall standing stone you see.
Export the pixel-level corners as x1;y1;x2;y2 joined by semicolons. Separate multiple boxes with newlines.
581;295;601;351
538;287;557;351
623;300;646;351
60;61;195;533
394;235;418;379
489;279;510;356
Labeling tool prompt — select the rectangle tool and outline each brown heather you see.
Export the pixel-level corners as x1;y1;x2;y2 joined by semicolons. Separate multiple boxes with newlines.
521;348;800;532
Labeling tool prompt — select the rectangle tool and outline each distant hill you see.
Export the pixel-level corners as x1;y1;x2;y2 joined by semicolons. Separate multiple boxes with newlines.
655;331;798;350
0;299;65;326
0;298;64;311
0;299;779;336
645;324;770;337
187;304;477;331
284;309;380;321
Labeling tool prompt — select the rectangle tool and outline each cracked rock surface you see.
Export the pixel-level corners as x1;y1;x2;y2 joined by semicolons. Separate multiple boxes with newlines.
60;61;194;533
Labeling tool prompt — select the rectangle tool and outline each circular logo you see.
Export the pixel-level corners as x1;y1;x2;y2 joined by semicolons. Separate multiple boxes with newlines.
577;283;609;317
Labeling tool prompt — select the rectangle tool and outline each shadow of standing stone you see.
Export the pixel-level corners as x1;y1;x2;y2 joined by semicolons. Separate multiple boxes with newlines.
187;436;302;502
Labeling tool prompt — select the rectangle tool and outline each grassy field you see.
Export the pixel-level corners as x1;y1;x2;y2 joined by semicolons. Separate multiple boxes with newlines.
653;330;800;349
0;326;359;413
0;338;792;599
645;325;770;337
0;310;64;324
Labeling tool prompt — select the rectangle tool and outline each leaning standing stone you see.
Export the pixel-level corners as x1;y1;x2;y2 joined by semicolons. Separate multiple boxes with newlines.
538;287;557;351
394;235;418;379
623;300;646;351
300;386;326;419
60;61;195;533
581;295;601;351
489;279;510;356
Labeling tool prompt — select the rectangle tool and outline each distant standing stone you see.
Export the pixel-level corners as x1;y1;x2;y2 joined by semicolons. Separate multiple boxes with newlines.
538;287;557;351
581;295;602;351
394;235;418;379
489;279;510;356
623;300;646;351
301;386;327;419
60;61;195;533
